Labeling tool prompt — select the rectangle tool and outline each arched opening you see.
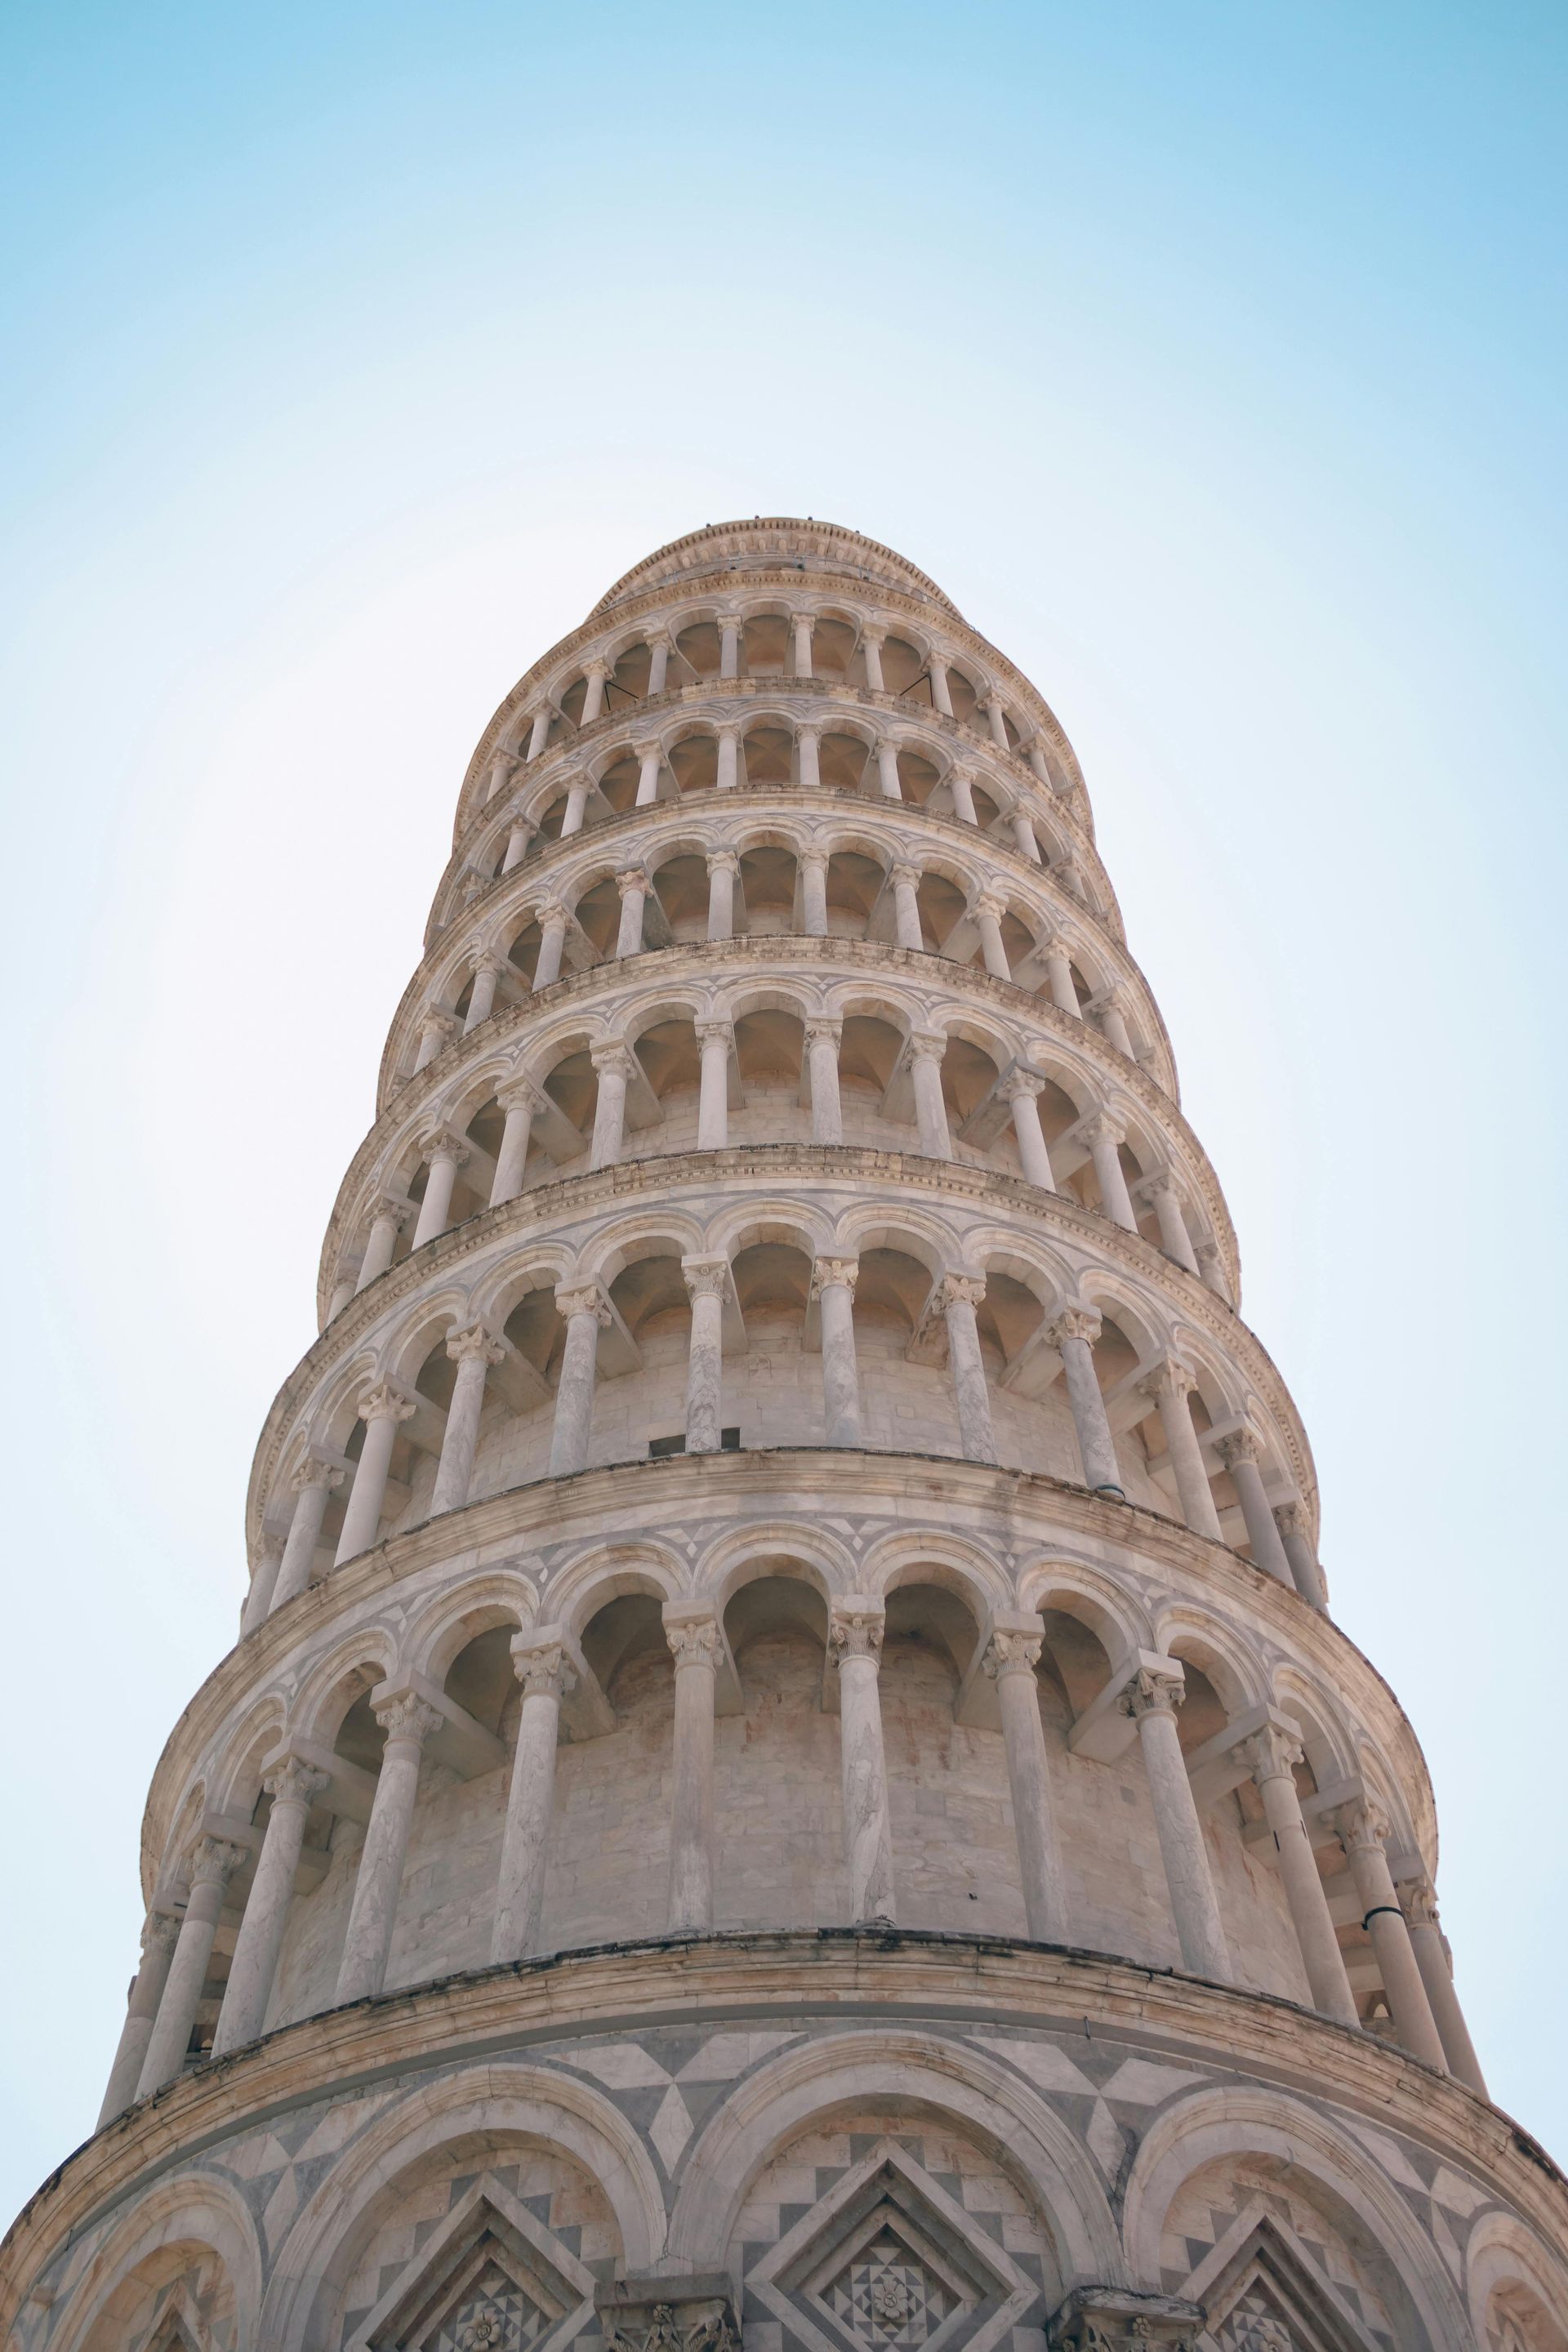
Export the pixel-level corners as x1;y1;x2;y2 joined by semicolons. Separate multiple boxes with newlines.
548;1590;675;1946
824;848;883;937
716;1568;838;1926
876;1577;1009;1932
741;722;795;785
669;729;719;795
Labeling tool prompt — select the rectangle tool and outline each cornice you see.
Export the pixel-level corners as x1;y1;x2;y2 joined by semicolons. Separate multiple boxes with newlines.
452;567;1094;844
10;1931;1555;2325
446;679;1102;897
289;1143;1273;1529
590;519;964;617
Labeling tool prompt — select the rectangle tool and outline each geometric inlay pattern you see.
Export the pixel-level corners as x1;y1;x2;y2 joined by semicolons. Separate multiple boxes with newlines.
428;2260;548;2352
823;2228;958;2352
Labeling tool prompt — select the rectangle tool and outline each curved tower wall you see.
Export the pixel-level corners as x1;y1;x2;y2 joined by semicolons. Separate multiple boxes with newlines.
4;520;1565;2352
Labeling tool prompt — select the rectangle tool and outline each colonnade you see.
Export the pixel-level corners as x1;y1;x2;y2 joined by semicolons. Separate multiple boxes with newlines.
109;1604;1485;2118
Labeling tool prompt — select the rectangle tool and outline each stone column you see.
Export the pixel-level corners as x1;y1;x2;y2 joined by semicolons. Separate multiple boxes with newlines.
430;1322;506;1514
719;615;742;678
532;902;568;989
1142;1175;1200;1273
491;1636;574;1962
806;1018;843;1143
327;1272;355;1321
800;847;829;933
935;1272;996;1463
984;694;1009;749
829;1606;896;1923
1138;1362;1223;1539
491;1077;544;1205
579;659;610;725
613;868;648;959
1216;1430;1294;1586
98;1909;180;2123
335;1695;443;2004
1042;938;1080;1017
1046;1307;1124;1497
1332;1802;1448;2069
665;1610;721;1929
1122;1667;1232;1980
1195;1237;1232;1303
526;706;551;759
1097;990;1136;1058
413;1008;457;1071
983;1628;1067;1941
875;741;902;800
589;1043;634;1168
948;765;978;824
1274;1500;1330;1611
792;612;814;676
1027;740;1052;785
411;1131;469;1248
796;724;822;792
634;741;662;806
890;861;924;949
716;724;740;791
706;849;739;940
550;1285;610;1473
647;634;671;695
241;1538;285;1633
136;1838;247;2096
1243;1725;1359;2025
1004;1070;1057;1190
486;748;517;802
270;1457;345;1610
335;1384;416;1563
1401;1884;1489;2095
212;1757;329;2053
1010;808;1041;862
928;653;954;716
696;1021;733;1150
501;801;536;873
682;1258;728;1452
908;1031;953;1159
860;627;887;692
972;893;1011;978
813;1258;862;1446
560;777;590;836
462;956;503;1033
1084;1116;1138;1233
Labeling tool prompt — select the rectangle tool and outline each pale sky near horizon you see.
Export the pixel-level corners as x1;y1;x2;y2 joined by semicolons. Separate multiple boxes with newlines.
2;0;1565;2228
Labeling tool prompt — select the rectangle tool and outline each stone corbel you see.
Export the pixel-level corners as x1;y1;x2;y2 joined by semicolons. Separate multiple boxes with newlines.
1182;1703;1307;1818
954;1608;1047;1730
1067;1649;1185;1763
596;2276;739;2352
1048;2285;1204;2350
368;1671;506;1782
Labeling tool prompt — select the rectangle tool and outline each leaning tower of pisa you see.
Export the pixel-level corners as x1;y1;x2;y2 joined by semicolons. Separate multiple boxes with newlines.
6;520;1566;2350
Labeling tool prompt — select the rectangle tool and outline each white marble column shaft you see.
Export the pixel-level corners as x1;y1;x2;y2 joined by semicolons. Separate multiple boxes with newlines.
1047;1310;1124;1496
985;1629;1067;1941
696;1022;732;1149
1124;1669;1231;1980
335;1696;442;2004
891;862;924;949
430;1324;504;1514
665;1612;719;1929
590;1045;633;1168
806;1020;843;1143
1401;1886;1489;2096
491;1080;542;1206
1005;1073;1056;1189
335;1386;415;1564
800;849;828;933
98;1910;180;2123
1142;1364;1223;1540
270;1459;344;1610
831;1608;896;1923
614;870;648;958
1245;1726;1359;2025
682;1259;728;1453
909;1035;952;1159
706;850;738;940
1217;1432;1294;1585
491;1638;573;1962
814;1259;862;1445
213;1757;328;2053
412;1136;467;1249
532;906;568;990
1334;1804;1447;2069
550;1286;609;1473
938;1275;996;1462
136;1838;247;2097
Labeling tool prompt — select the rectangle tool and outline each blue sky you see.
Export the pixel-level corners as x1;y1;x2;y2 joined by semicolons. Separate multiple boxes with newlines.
2;1;1565;2223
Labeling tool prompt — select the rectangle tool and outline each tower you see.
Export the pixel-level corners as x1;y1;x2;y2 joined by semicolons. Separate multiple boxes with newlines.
6;519;1564;2349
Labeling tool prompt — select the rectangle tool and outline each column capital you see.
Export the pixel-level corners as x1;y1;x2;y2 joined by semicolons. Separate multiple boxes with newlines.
510;1633;577;1699
1398;1878;1441;1932
590;1040;637;1080
694;1017;734;1048
631;737;660;762
804;1015;842;1048
829;1605;884;1663
368;1194;411;1229
356;1381;417;1427
705;847;741;876
140;1909;181;1959
906;1027;947;1066
496;1075;546;1117
416;1125;468;1166
1003;1063;1045;1102
971;890;1006;922
1216;1427;1264;1470
889;858;923;889
1080;1111;1125;1148
681;1254;731;1303
798;843;828;871
1331;1794;1392;1858
1273;1497;1309;1537
189;1835;247;1888
584;654;612;679
1047;2286;1205;2350
373;1691;443;1746
982;1628;1042;1681
1132;1168;1179;1205
666;1615;723;1667
1241;1722;1305;1786
858;621;888;647
446;1320;506;1366
1137;1357;1197;1405
1120;1662;1186;1722
614;866;648;898
290;1454;345;1495
810;1255;859;1300
795;719;822;744
1045;1305;1102;1349
461;870;490;904
715;719;741;742
555;1281;612;1327
936;1270;987;1312
530;893;568;929
262;1756;330;1810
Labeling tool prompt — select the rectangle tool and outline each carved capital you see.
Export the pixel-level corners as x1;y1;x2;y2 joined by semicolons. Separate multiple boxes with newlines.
262;1757;330;1810
829;1607;884;1664
590;1041;636;1080
631;740;660;764
666;1616;722;1667
1332;1795;1392;1857
446;1320;506;1367
417;1126;468;1167
906;1027;947;1066
1399;1880;1440;1932
858;623;888;648
584;656;612;680
1003;1065;1045;1102
555;1282;612;1328
681;1257;730;1303
419;1007;460;1040
1047;2286;1204;2350
1241;1722;1304;1786
140;1909;180;1959
1137;1358;1196;1406
971;891;1006;923
798;841;827;868
1081;1112;1125;1149
1216;1428;1263;1470
890;861;923;891
357;1381;416;1427
694;1019;734;1049
189;1836;247;1888
368;1195;410;1231
804;1017;842;1049
291;1454;344;1495
373;1693;443;1746
1272;1497;1307;1538
1045;1305;1102;1350
810;1255;859;1301
496;1076;546;1118
983;1628;1042;1680
510;1637;576;1700
705;849;741;877
1120;1664;1185;1722
615;866;648;898
936;1272;987;1312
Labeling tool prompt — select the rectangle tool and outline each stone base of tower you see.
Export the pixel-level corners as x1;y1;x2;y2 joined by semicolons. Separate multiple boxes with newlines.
5;1935;1561;2350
